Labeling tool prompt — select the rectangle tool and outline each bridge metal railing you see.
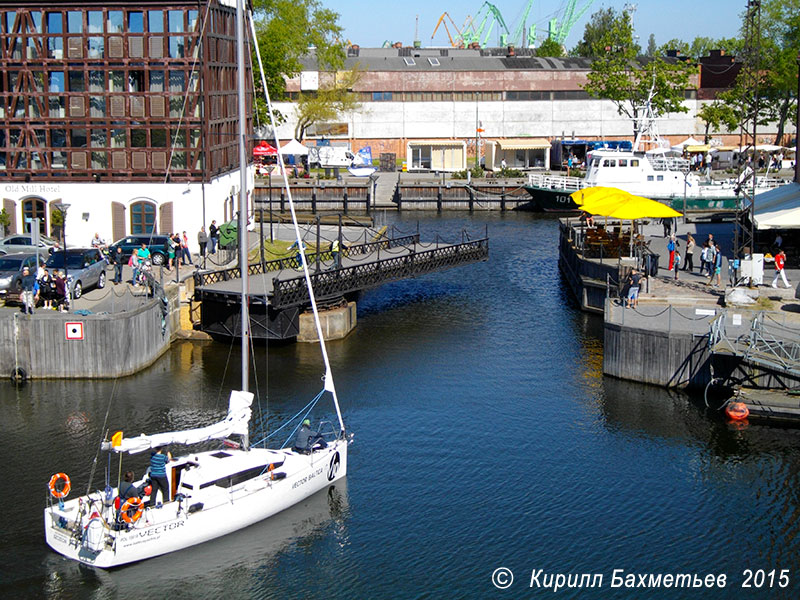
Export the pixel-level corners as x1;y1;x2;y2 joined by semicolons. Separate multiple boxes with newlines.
194;233;420;288
709;310;800;374
271;238;489;309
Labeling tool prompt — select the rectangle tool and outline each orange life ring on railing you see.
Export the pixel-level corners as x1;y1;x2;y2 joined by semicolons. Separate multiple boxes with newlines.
120;497;144;523
48;472;71;499
725;402;750;421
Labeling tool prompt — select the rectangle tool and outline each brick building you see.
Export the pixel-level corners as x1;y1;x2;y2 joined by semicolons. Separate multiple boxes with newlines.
0;0;253;248
275;46;771;171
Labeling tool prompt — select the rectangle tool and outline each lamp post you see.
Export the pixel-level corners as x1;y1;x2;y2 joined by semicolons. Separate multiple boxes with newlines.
795;52;800;185
52;203;70;309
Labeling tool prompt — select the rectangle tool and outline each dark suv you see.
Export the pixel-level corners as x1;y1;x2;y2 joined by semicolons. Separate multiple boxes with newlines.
108;235;171;266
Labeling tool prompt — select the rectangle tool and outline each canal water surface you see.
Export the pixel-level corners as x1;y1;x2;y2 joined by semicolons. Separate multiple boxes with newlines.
2;212;800;599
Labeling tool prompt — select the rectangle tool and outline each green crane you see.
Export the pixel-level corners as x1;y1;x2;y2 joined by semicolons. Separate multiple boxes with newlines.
548;0;594;45
461;2;510;48
500;0;536;48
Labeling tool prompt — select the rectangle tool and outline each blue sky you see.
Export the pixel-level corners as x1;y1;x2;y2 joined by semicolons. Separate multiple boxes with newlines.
333;1;743;50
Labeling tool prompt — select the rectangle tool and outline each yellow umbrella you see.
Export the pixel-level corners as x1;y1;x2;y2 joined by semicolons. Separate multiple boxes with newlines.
570;187;682;219
571;187;624;206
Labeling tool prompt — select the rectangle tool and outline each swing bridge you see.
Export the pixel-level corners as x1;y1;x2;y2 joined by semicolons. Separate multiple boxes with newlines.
192;227;489;340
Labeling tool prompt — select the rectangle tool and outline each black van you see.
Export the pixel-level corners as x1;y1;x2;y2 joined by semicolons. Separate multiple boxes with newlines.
108;235;171;265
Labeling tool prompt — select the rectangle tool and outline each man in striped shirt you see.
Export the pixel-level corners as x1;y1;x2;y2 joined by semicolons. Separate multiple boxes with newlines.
148;447;172;507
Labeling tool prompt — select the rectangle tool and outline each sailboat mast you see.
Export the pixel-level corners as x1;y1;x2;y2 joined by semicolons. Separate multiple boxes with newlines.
236;0;250;392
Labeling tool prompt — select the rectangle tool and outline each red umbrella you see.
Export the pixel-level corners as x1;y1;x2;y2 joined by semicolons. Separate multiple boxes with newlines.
253;141;277;157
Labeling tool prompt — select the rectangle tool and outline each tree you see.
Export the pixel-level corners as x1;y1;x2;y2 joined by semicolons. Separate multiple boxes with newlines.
645;34;657;58
661;38;689;56
251;0;344;100
536;38;564;57
580;8;694;138
758;0;800;144
293;69;361;141
720;0;799;144
697;101;738;142
572;8;640;57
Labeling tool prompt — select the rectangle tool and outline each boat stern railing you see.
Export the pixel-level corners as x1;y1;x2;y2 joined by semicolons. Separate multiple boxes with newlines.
527;173;586;191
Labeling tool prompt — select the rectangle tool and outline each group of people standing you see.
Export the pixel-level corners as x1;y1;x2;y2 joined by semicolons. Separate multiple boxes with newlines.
163;232;193;270
197;221;220;259
20;264;67;314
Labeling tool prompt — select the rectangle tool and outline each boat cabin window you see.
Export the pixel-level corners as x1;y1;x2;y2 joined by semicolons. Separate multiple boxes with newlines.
618;159;628;167
647;175;654;181
592;158;601;168
602;159;616;167
657;175;664;181
198;464;280;490
631;159;639;167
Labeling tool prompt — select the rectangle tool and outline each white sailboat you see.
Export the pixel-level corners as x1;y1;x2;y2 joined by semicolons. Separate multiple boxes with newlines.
43;0;351;568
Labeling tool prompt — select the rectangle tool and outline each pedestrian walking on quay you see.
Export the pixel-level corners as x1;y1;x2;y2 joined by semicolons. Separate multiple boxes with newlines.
198;227;208;262
20;266;39;314
625;268;641;309
111;246;124;284
667;234;677;271
708;243;723;287
772;249;791;289
683;234;695;272
180;231;193;266
209;220;219;254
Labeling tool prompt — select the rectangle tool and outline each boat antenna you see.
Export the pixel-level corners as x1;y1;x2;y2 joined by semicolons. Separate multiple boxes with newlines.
236;0;250;399
248;14;346;436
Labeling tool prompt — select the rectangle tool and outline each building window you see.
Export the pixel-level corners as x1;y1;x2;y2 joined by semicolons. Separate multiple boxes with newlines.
130;201;156;234
128;11;144;33
107;11;123;33
22;199;47;234
149;10;164;33
67;11;82;33
372;92;392;101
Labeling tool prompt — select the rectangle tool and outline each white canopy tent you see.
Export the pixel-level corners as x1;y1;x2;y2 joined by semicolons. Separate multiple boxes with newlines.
753;182;800;229
281;139;309;155
671;137;703;151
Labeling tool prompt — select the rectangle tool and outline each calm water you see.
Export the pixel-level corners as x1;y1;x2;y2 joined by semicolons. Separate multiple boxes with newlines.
3;212;800;599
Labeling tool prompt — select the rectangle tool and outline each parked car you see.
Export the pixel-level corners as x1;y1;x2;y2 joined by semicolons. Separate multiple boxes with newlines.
45;248;107;298
0;252;47;302
108;234;171;266
0;233;58;254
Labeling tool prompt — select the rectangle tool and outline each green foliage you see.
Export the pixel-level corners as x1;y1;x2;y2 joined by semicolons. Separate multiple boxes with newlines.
499;167;524;178
452;166;486;180
251;0;344;101
0;208;10;229
536;38;564;58
572;8;640;57
579;8;694;137
293;69;361;141
645;34;657;58
697;101;738;142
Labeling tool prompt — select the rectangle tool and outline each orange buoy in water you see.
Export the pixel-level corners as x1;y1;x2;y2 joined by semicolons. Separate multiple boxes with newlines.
725;402;750;421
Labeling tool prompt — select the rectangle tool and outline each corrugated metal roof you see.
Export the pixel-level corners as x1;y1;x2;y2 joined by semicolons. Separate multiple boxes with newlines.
300;49;594;72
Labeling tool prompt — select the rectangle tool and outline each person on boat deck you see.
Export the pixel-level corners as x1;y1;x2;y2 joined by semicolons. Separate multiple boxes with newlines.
119;470;141;499
148;447;172;507
293;419;327;454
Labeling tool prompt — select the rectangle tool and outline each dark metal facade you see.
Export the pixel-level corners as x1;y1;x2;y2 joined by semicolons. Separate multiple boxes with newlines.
0;1;252;183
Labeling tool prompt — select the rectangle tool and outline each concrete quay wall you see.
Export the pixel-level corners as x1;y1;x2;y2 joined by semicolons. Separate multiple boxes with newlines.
1;284;181;380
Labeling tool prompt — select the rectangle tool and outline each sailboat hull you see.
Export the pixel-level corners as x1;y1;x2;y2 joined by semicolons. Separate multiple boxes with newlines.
44;441;347;568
